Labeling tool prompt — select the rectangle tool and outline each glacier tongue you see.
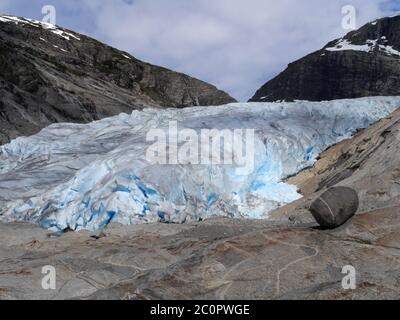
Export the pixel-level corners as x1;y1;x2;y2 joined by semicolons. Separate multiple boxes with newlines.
0;97;399;231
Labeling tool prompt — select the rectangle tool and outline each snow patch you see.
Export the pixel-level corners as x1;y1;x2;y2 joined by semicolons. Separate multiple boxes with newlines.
326;39;375;53
326;38;400;56
379;45;400;56
0;15;80;41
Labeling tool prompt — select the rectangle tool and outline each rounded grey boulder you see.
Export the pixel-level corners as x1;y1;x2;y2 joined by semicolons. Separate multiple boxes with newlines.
310;187;359;229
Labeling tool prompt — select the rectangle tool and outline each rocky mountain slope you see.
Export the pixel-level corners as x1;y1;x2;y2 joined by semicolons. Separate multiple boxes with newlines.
0;15;235;145
0;105;399;299
250;15;400;102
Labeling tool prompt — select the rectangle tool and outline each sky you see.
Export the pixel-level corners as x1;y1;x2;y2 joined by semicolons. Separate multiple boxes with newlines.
0;0;399;101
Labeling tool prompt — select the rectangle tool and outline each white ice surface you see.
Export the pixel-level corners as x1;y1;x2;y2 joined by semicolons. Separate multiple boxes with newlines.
0;97;399;231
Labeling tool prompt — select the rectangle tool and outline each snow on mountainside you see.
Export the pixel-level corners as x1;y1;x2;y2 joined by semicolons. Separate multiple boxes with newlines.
0;15;81;40
0;97;399;231
325;38;400;56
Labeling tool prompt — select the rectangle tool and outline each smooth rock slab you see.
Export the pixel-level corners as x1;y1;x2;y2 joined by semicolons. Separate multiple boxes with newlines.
0;206;399;300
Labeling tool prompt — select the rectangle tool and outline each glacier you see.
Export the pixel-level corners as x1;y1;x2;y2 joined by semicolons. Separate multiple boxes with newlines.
0;97;399;231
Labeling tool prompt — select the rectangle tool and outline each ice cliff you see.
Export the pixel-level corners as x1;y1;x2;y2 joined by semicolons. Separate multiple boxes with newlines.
0;97;399;231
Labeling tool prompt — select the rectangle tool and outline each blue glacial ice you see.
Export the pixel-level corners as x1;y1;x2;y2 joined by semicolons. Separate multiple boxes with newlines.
0;97;399;231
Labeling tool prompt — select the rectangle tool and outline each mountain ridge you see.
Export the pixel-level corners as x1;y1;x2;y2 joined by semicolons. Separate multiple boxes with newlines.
250;15;400;102
0;15;235;144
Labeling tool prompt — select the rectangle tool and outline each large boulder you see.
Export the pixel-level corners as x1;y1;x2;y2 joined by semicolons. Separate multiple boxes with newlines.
310;186;359;229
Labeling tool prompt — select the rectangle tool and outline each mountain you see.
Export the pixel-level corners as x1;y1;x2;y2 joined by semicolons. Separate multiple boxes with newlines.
0;15;235;144
250;15;400;102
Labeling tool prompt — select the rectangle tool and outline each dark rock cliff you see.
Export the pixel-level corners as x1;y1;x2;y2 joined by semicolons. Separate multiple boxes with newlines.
250;15;400;102
0;15;235;144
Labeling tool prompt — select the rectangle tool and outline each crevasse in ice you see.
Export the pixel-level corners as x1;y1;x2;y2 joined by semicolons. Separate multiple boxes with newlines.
0;97;399;231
